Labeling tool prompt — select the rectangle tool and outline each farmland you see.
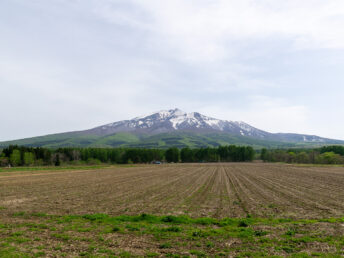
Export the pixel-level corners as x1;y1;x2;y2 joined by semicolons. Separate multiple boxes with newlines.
0;163;344;257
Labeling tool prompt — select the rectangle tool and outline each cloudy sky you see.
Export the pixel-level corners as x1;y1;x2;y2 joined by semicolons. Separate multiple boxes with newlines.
1;0;344;141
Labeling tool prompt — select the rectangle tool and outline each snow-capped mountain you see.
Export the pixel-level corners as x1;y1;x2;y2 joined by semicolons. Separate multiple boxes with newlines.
1;108;342;148
82;108;333;143
84;108;265;137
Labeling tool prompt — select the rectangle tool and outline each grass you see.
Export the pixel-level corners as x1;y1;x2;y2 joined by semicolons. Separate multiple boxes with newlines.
0;165;109;173
0;212;343;257
0;164;139;173
294;163;344;167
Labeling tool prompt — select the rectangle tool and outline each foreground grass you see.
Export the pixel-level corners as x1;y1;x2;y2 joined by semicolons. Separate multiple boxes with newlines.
0;164;139;173
0;211;343;257
2;163;343;173
293;163;344;168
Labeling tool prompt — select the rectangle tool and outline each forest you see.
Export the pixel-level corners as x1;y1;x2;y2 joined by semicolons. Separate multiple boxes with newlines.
261;145;344;164
2;145;344;167
0;145;255;167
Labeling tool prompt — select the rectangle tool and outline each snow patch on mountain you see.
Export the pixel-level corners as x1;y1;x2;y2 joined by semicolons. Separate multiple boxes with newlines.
87;108;337;144
100;108;267;137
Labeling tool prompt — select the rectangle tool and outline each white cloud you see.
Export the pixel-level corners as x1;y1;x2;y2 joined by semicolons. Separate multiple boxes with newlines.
1;0;344;140
197;95;310;134
96;0;344;62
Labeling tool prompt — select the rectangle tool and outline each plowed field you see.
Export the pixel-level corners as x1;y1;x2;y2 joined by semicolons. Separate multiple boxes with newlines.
1;163;344;219
1;163;344;257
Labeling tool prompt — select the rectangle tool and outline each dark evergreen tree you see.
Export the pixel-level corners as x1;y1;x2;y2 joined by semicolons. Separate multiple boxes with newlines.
165;147;180;163
261;148;268;161
55;154;60;166
180;148;194;162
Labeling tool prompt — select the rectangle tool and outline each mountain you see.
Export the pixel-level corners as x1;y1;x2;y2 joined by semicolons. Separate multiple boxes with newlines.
1;108;343;149
82;108;269;137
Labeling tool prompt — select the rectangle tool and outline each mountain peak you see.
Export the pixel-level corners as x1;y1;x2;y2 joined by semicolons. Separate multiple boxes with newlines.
159;108;186;117
89;110;340;144
2;108;343;148
100;109;262;135
133;108;185;121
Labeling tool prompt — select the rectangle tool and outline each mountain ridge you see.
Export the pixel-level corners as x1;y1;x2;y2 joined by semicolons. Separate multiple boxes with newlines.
1;108;343;148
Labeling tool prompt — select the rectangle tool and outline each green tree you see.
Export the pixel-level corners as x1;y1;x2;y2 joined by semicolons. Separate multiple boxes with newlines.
296;152;309;164
288;152;296;163
23;152;35;166
316;152;342;164
10;150;21;166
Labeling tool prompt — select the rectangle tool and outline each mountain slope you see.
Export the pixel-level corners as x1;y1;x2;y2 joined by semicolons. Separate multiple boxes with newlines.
1;108;343;148
82;108;270;138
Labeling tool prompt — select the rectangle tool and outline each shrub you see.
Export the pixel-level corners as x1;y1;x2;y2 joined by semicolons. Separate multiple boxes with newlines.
254;230;267;236
0;157;9;167
238;220;249;227
164;226;182;232
87;158;101;165
112;226;120;232
159;242;172;249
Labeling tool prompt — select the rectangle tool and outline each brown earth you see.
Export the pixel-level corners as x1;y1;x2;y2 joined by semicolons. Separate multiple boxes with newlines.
1;163;344;219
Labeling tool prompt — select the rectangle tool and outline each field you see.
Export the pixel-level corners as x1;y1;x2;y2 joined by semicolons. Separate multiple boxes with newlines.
0;163;344;257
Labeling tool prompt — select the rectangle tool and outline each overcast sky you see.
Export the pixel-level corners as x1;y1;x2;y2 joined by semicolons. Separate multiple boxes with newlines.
1;0;344;141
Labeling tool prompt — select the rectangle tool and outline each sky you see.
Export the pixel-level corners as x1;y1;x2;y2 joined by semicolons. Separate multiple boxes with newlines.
1;0;344;141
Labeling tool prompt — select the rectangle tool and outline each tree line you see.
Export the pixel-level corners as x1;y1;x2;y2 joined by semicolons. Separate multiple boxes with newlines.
0;145;255;167
260;145;344;164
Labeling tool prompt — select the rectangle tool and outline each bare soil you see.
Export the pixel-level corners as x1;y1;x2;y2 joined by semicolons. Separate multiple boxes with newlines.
1;163;344;257
1;163;344;219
